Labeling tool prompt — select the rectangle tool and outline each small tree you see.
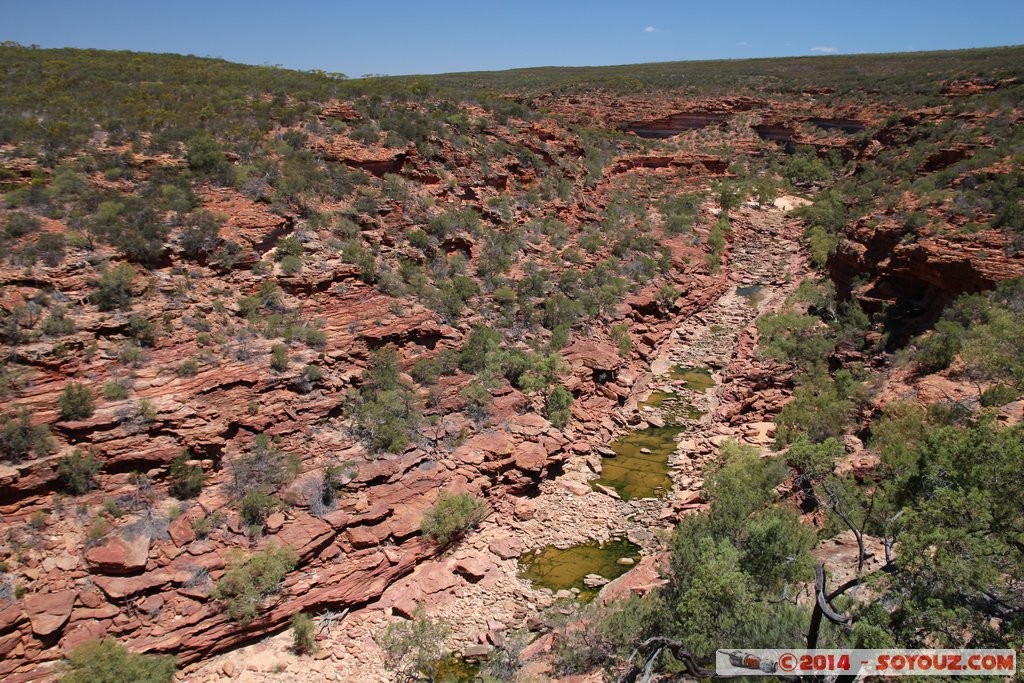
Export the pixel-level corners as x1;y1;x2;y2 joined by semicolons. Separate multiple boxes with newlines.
544;385;574;428
212;545;298;624
270;344;289;372
291;612;317;654
60;638;176;683
59;382;95;420
57;450;102;494
168;451;205;499
1;407;53;462
92;264;136;311
421;492;486;546
376;607;450;683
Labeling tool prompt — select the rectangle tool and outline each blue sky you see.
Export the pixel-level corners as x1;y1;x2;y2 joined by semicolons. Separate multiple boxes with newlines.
4;1;1022;77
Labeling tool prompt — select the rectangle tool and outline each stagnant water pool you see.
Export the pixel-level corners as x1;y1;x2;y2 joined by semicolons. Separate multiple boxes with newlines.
518;539;641;601
592;426;682;500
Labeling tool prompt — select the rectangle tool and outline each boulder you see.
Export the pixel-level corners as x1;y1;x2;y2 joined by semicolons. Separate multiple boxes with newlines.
23;590;76;636
488;536;525;560
85;532;151;574
453;555;493;582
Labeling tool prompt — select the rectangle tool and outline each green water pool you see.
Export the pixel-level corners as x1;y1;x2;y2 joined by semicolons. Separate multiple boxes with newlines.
518;539;641;601
667;365;716;392
592;426;682;500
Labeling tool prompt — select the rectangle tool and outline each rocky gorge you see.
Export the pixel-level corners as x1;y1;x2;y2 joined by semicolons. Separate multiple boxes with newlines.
1;44;1022;682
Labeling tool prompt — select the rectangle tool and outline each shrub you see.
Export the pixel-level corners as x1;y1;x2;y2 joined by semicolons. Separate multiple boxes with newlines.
92;264;135;311
60;638;177;683
775;370;866;446
1;407;53;461
168;452;204;499
128;316;159;347
349;346;421;454
460;380;492;422
57;450;102;495
3;211;41;238
411;356;441;385
913;320;964;373
303;364;323;383
544;385;575;428
279;254;302;275
175;359;199;377
240;488;279;533
59;382;95;420
806;225;838;269
180;211;222;259
458;326;503;374
186;132;233;183
28;510;47;531
274;236;304;260
291;612;317;654
421;491;486;546
41;309;76;336
376;608;449;682
980;384;1019;407
229;434;298;495
270;344;289;372
212;545;298;624
610;324;632;357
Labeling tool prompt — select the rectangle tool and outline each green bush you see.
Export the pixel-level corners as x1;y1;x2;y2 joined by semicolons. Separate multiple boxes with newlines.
980;384;1019;407
168;452;205;499
1;407;53;461
212;545;298;624
176;359;199;377
41;309;76;336
57;450;102;494
59;381;95;420
229;434;298;495
913;319;964;373
291;612;317;654
128;316;159;347
376;607;450;682
3;211;41;238
270;343;289;371
775;370;866;446
421;491;486;546
60;638;176;683
240;488;279;532
349;346;421;454
459;380;492;422
92;264;136;311
544;385;574;428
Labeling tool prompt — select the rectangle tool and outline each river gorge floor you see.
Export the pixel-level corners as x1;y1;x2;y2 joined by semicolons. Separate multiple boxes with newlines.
187;201;808;682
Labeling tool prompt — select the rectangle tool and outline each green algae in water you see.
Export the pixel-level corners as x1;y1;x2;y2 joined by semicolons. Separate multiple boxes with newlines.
639;390;673;409
433;654;480;682
519;539;641;601
640;391;704;423
667;365;716;392
593;426;681;500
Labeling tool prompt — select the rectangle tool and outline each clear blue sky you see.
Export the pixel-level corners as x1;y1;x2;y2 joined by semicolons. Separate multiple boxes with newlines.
5;0;1023;77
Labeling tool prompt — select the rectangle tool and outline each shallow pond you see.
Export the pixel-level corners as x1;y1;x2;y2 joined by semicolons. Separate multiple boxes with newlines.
737;283;766;305
640;391;705;423
667;365;716;392
518;539;641;601
592;426;682;500
433;655;480;682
